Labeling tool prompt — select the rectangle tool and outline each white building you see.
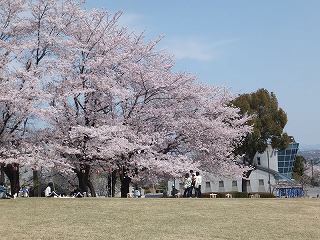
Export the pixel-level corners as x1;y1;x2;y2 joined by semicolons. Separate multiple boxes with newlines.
168;145;296;196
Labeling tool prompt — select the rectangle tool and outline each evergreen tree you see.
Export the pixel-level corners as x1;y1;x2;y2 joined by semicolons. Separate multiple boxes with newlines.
292;155;305;181
232;89;291;192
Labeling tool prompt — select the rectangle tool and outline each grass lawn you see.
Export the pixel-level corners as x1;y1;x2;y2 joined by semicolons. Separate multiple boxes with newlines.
1;198;320;240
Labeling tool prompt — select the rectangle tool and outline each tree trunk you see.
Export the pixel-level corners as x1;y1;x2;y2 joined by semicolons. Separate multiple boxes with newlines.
87;179;96;197
242;168;254;193
3;163;20;195
77;169;88;194
241;155;254;193
0;164;5;183
74;164;96;197
120;174;131;198
107;170;117;197
242;179;248;192
33;170;41;197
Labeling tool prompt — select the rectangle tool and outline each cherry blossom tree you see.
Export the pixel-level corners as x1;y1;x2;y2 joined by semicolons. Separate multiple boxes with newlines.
0;0;33;194
1;0;252;197
37;1;251;196
0;0;82;194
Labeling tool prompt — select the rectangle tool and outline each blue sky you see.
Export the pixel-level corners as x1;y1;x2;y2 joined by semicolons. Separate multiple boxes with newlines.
86;1;320;146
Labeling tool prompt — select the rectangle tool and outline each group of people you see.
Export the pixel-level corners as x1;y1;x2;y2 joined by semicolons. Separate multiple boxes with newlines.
2;174;203;199
183;170;202;198
0;182;29;199
1;181;89;199
0;182;15;199
1;181;65;199
45;183;89;198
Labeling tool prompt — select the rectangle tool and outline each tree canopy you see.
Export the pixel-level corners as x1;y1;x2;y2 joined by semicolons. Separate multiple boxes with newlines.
232;88;291;162
0;0;252;195
292;155;305;181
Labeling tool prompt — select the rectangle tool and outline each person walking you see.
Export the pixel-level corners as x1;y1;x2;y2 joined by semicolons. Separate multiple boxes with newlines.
183;173;192;198
195;172;202;198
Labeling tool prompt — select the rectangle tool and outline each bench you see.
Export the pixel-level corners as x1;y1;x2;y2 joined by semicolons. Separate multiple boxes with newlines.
210;193;217;198
225;193;232;198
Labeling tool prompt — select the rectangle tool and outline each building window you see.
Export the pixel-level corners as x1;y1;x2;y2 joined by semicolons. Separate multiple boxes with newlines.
219;181;224;187
246;180;251;186
205;182;211;188
257;157;261;165
232;181;237;187
259;179;264;186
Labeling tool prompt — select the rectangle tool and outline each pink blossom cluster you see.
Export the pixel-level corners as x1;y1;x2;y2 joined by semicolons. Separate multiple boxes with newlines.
0;0;252;181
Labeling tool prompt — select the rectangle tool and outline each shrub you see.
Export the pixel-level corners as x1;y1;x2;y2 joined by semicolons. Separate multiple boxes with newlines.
257;192;275;198
201;192;274;198
231;192;249;198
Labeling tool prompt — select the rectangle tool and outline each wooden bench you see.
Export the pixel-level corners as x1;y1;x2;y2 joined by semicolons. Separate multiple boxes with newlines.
250;194;260;198
225;193;232;198
210;193;217;198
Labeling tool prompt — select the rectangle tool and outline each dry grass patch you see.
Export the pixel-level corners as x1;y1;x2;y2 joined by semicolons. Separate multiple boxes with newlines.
1;198;320;240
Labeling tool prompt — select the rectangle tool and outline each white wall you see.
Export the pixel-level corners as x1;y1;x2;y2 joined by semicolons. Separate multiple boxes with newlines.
168;169;277;195
253;145;278;171
168;145;280;195
247;169;276;193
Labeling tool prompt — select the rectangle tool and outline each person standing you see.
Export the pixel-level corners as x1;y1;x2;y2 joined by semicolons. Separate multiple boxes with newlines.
183;173;192;198
188;170;196;197
195;172;202;198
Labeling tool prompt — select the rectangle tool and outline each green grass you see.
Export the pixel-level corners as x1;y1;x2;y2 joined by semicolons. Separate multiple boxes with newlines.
1;198;320;240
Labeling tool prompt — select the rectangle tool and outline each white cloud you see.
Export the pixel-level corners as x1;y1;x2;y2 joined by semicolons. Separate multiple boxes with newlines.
162;37;235;62
118;12;146;33
117;13;235;62
119;13;143;26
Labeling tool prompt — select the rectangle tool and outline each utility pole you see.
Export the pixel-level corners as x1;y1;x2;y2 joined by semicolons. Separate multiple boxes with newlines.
267;149;271;194
311;159;314;187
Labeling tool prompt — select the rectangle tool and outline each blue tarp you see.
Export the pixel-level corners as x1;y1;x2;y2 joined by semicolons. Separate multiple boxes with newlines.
275;187;304;198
